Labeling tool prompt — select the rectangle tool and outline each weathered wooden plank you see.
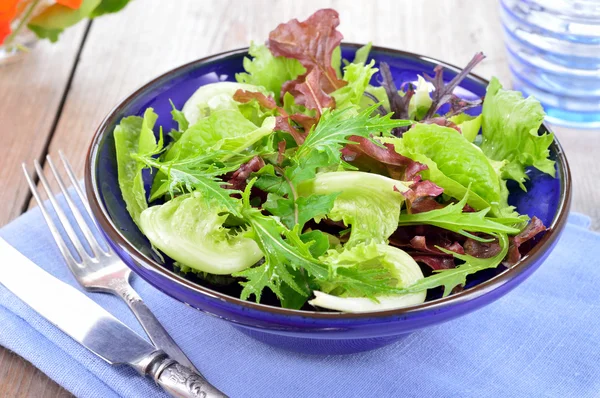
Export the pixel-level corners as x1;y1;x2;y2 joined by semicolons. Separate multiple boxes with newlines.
0;21;88;398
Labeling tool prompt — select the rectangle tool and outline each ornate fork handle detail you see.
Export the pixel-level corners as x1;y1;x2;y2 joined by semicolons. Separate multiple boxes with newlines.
147;355;228;398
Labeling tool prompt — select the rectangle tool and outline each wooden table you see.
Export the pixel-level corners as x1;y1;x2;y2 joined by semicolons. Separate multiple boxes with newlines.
0;0;598;396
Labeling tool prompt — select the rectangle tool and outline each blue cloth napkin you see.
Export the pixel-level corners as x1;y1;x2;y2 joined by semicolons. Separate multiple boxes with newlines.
1;193;599;398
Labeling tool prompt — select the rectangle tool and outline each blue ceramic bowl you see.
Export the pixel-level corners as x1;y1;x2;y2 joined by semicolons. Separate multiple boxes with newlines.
85;44;571;355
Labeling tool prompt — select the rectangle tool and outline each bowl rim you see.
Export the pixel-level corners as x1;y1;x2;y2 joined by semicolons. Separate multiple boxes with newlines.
85;43;572;320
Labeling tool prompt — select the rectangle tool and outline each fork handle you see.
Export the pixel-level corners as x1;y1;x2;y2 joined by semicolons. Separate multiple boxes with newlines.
113;279;199;373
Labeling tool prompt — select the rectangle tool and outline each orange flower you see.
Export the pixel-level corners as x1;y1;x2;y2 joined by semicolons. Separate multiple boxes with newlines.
0;0;19;45
56;0;83;9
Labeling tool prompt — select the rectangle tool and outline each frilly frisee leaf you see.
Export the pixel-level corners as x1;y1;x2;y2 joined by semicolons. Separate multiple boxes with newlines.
397;233;509;297
397;190;526;242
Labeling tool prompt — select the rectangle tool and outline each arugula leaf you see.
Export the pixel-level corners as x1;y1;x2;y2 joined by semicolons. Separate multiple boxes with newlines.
295;103;412;163
480;77;555;190
398;233;509;297
236;42;306;100
134;155;243;218
113;108;159;226
398;192;525;241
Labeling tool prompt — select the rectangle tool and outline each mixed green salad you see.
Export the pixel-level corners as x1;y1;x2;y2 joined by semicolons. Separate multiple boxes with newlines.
113;9;554;312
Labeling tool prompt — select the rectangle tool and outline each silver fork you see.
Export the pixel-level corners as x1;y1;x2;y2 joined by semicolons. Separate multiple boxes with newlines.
22;152;199;373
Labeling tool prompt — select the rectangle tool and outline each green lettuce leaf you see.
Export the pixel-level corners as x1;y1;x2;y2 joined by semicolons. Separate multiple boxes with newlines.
480;77;555;190
28;0;101;42
352;42;372;65
164;110;276;162
235;42;306;100
309;243;426;312
390;123;513;216
139;192;262;275
332;60;378;109
449;113;482;143
298;171;409;246
113;108;159;226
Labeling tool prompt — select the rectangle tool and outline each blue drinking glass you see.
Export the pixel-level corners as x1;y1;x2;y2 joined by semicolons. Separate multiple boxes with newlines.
500;0;600;128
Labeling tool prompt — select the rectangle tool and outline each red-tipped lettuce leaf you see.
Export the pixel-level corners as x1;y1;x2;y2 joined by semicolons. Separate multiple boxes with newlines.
504;216;546;265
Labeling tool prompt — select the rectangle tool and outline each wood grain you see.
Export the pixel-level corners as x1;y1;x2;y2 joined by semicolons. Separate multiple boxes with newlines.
0;22;88;398
1;0;599;396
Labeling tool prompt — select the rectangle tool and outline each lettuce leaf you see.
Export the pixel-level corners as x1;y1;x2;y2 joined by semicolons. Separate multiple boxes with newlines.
392;123;513;216
236;42;305;101
332;60;378;109
309;243;426;312
164;110;276;162
298;171;409;246
449;113;481;143
113;108;159;226
139;192;263;275
480;77;555;190
352;42;372;65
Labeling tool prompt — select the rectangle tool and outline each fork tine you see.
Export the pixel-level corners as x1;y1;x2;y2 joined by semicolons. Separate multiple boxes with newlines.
22;163;80;266
59;150;92;216
33;159;90;261
46;155;106;257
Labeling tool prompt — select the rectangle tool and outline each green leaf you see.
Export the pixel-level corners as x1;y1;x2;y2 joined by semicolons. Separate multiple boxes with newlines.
295;103;412;164
138;192;262;274
90;0;130;17
398;191;525;241
449;113;482;143
352;42;372;64
390;123;514;217
113;108;159;226
259;165;339;230
164;109;275;163
332;60;378;109
331;46;342;78
28;0;101;42
298;171;409;246
169;100;189;132
309;243;427;312
236;42;306;100
408;76;433;120
480;77;555;190
398;233;509;297
299;230;330;258
135;155;243;218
